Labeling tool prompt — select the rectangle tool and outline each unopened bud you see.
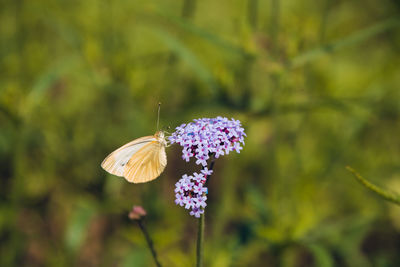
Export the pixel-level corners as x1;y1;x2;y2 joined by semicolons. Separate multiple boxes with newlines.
128;205;147;220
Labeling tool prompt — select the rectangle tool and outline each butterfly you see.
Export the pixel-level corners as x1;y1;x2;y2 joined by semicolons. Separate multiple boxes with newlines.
101;131;167;183
101;103;168;183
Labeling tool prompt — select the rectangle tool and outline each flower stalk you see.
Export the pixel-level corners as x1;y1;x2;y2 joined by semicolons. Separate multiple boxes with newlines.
137;220;162;267
129;206;162;267
196;156;215;267
196;212;205;267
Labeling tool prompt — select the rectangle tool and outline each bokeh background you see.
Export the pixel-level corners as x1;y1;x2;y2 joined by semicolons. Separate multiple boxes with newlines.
1;0;400;266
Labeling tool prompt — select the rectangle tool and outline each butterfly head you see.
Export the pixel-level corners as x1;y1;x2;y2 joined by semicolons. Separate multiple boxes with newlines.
155;131;167;146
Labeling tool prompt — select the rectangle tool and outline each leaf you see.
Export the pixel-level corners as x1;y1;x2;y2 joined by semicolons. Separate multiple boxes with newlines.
152;29;217;93
291;18;400;67
122;248;149;267
64;200;97;252
346;166;400;205
307;243;334;267
22;56;79;116
157;12;251;58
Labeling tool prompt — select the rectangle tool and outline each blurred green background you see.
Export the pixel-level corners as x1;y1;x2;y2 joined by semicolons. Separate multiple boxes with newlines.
1;0;400;266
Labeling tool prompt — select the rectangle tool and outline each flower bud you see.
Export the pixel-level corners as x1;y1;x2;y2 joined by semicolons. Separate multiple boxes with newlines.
128;205;147;220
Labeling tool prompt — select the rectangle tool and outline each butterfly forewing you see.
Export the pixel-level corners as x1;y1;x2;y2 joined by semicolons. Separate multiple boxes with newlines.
123;140;167;183
101;136;156;177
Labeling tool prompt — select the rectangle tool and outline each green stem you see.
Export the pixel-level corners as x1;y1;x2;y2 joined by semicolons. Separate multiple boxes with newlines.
196;212;205;267
137;220;162;267
181;0;196;19
319;0;333;44
247;0;258;29
196;155;215;266
204;155;215;187
346;166;400;205
269;0;280;52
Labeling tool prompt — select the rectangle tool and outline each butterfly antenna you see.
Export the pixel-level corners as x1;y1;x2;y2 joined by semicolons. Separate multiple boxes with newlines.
157;102;161;132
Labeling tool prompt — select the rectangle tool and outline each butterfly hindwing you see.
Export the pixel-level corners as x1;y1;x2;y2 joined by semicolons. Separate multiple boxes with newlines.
123;141;167;183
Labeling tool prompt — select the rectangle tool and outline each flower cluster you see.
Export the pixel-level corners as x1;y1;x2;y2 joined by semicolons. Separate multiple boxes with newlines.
169;117;246;166
174;168;213;218
170;117;246;217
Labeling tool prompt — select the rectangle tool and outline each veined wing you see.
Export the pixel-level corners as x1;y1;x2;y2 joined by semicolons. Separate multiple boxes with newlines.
123;140;167;183
101;136;156;177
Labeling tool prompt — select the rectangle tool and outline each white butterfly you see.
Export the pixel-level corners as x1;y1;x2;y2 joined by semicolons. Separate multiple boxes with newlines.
101;131;167;183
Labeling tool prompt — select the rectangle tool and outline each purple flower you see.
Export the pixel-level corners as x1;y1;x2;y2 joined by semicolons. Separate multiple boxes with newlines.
201;167;213;177
193;172;206;183
190;207;204;218
195;195;207;208
184;197;195;210
175;193;185;206
190;208;204;218
182;150;192;162
195;155;208;166
193;183;207;194
233;142;243;153
171;117;245;217
214;149;225;158
174;173;208;217
169;117;246;166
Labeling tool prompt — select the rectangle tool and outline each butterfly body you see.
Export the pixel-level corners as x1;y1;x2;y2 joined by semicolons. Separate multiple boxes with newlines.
101;131;167;183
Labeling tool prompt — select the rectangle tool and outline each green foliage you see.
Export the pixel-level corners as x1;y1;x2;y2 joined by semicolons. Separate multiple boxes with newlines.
347;167;400;205
1;0;400;266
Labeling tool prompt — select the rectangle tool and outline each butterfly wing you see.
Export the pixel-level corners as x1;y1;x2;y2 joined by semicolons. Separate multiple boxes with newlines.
123;140;167;183
101;136;156;177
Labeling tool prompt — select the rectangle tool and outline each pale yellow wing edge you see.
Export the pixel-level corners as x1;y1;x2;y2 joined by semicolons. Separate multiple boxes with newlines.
101;135;155;177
